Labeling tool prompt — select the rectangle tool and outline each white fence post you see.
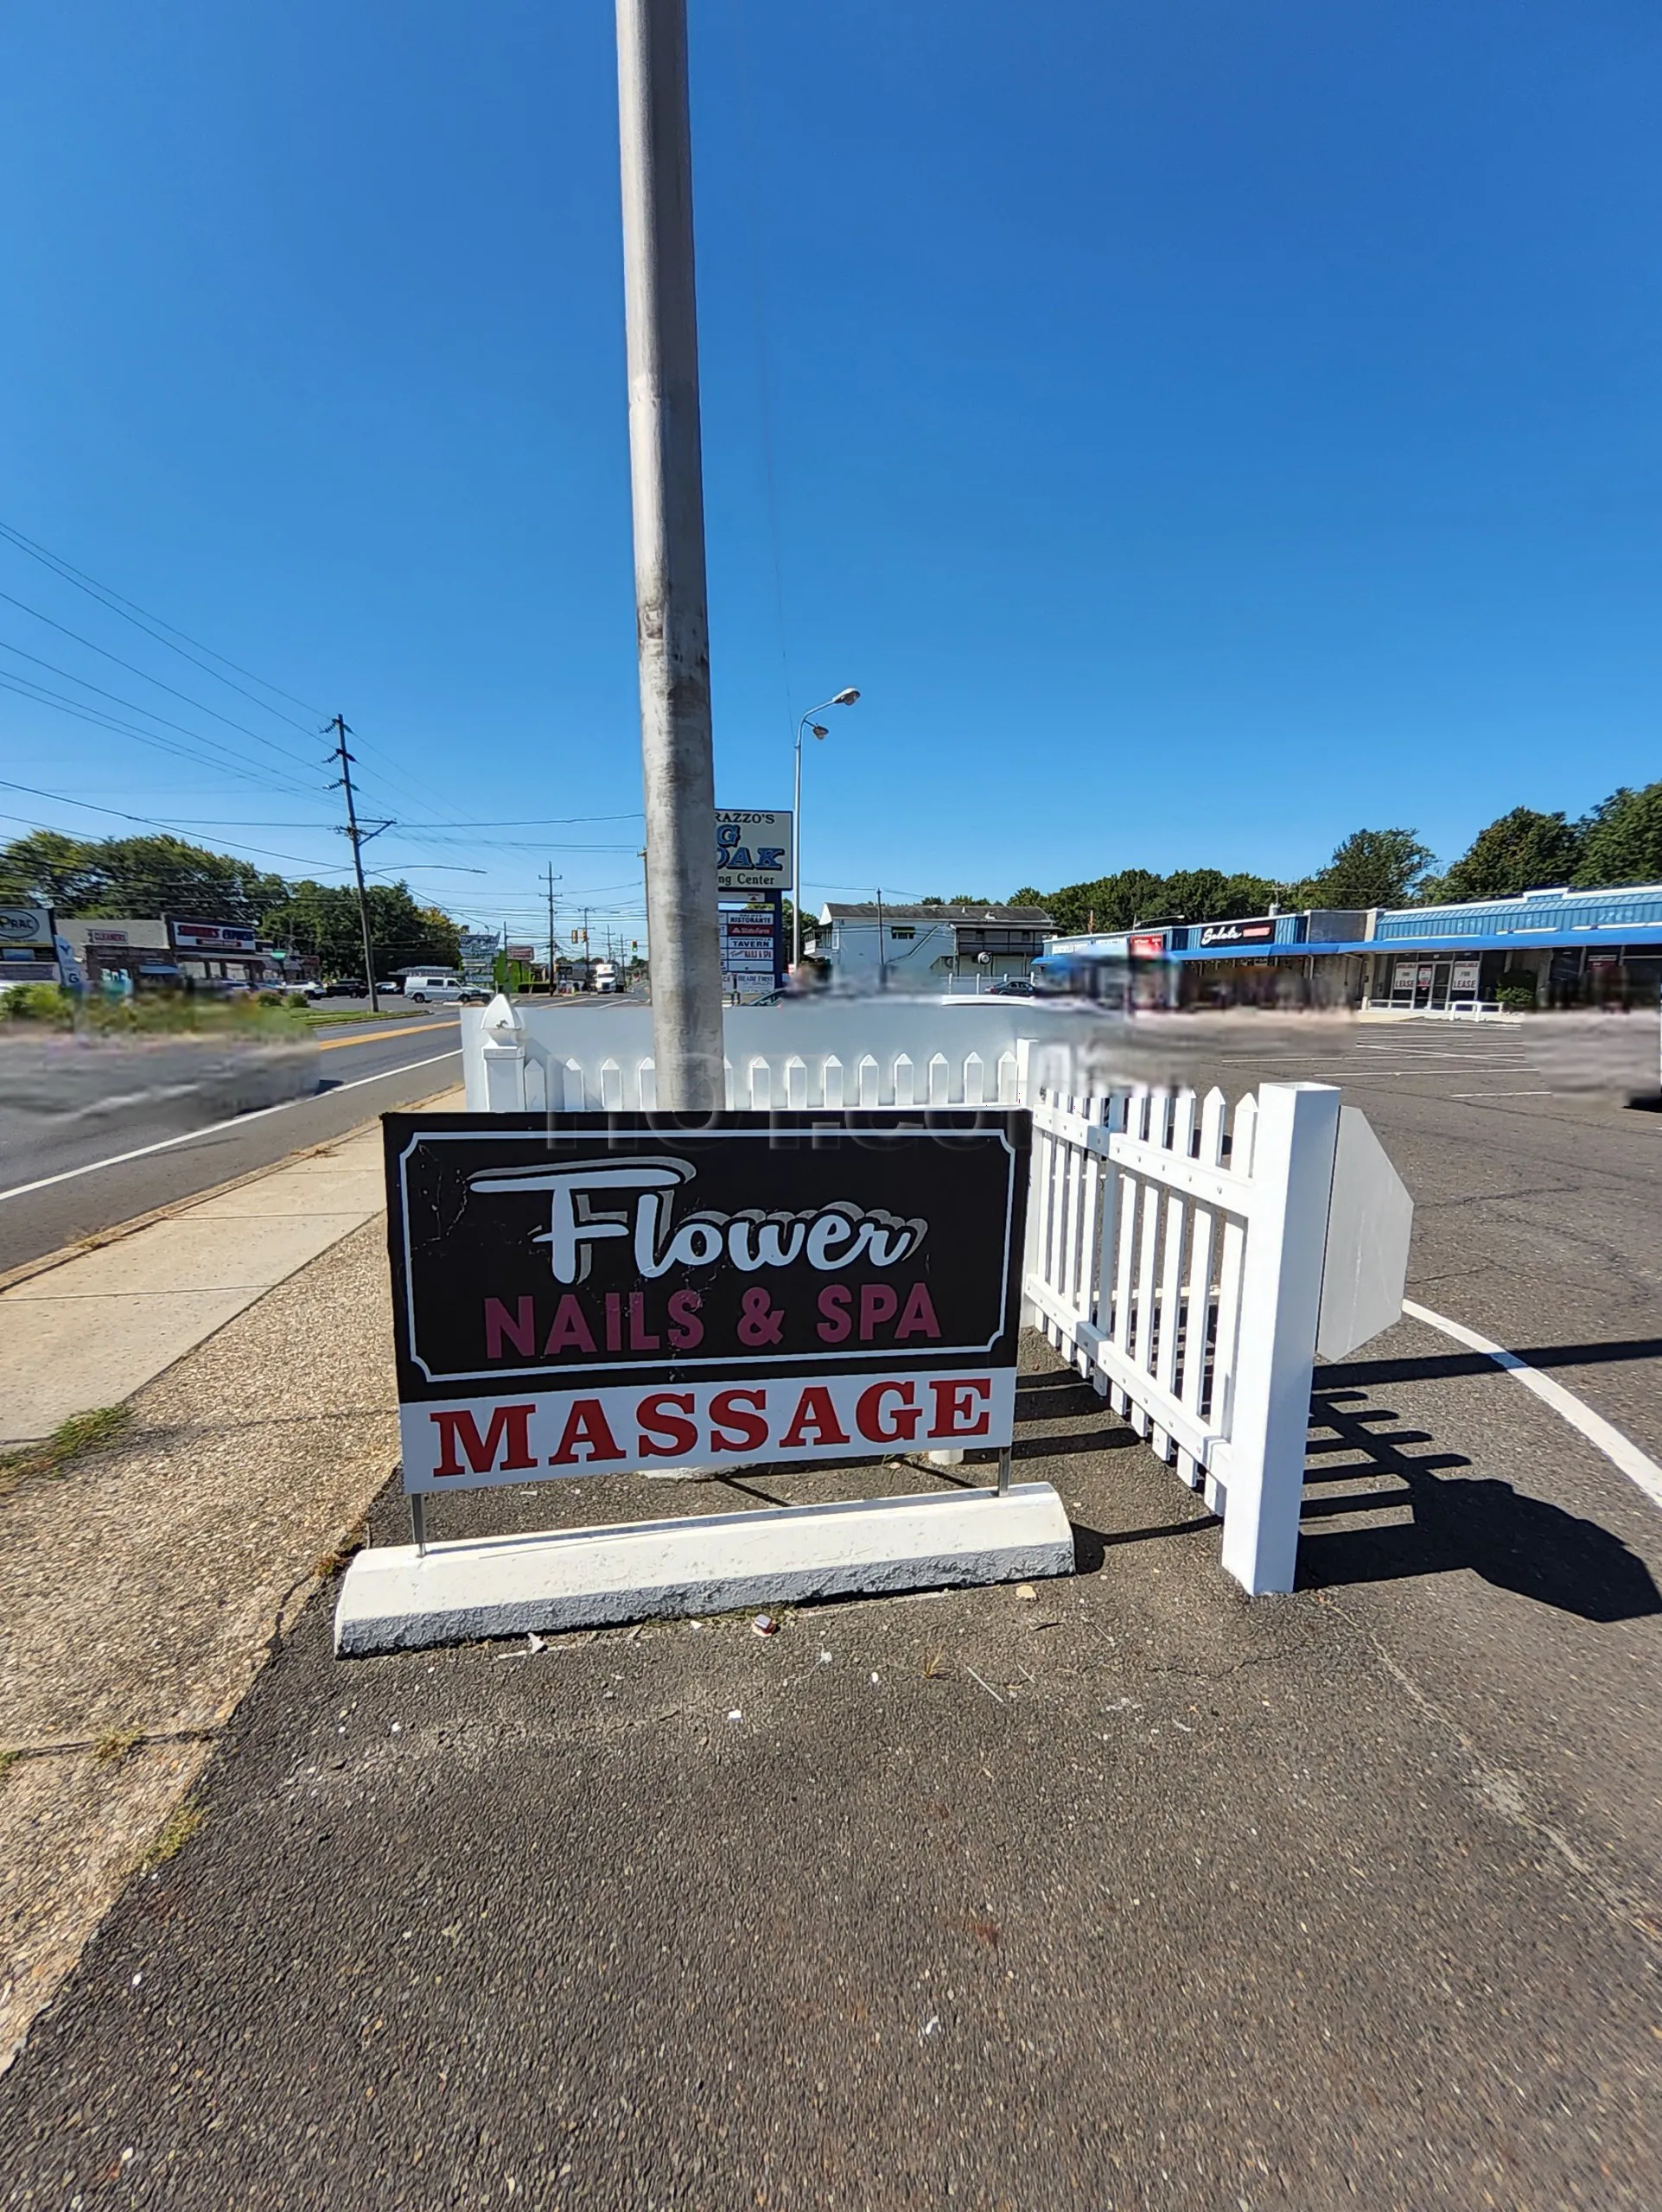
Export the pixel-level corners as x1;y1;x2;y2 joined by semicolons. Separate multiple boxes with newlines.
1216;1082;1339;1597
479;1039;528;1110
1022;1075;1401;1599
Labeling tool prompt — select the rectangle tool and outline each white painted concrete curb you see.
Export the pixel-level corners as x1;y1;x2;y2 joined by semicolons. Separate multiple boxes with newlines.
334;1483;1076;1655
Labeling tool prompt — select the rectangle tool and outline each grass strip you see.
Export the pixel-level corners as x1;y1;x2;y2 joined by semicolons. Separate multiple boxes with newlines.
0;1404;133;1497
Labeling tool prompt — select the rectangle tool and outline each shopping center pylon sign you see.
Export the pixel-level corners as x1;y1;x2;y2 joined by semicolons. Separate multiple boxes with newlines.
385;1109;1028;1491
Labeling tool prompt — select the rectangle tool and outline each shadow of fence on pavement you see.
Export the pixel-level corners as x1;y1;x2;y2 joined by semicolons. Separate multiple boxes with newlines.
1296;1387;1662;1623
1320;1336;1662;1390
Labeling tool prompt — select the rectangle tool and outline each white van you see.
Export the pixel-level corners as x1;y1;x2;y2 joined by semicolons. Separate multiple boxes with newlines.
403;971;464;1003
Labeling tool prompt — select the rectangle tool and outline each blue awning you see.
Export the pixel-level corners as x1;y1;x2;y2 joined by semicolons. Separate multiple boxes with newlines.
1169;927;1662;960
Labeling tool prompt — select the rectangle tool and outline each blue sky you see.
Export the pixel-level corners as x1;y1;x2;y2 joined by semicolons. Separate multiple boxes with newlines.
3;0;1659;944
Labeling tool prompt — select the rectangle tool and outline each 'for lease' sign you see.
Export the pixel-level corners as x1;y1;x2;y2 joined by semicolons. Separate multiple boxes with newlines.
384;1110;1028;1491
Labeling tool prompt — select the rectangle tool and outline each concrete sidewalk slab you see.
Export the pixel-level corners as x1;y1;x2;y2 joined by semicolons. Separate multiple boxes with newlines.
0;1106;443;1446
0;1292;264;1446
3;1212;376;1300
186;1168;382;1217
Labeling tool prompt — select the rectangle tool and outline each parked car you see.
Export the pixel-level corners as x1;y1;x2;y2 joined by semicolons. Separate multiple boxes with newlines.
457;986;491;1005
375;977;403;996
320;977;367;998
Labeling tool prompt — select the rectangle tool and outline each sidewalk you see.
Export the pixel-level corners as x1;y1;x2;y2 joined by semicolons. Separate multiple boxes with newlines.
0;1122;392;1446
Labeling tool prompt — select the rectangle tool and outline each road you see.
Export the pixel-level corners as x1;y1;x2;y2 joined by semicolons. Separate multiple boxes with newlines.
0;1014;462;1275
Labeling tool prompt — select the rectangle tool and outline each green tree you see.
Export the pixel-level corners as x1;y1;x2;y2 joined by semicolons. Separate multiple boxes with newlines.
0;830;99;908
414;904;462;967
1302;828;1435;911
260;880;459;978
1041;869;1169;934
1158;868;1229;922
1574;784;1662;889
1161;868;1276;923
1011;870;1276;929
1436;808;1582;903
0;831;287;920
1217;872;1279;918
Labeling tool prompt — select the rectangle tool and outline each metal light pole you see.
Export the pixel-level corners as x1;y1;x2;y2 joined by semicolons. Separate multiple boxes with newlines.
616;0;723;1109
791;689;859;969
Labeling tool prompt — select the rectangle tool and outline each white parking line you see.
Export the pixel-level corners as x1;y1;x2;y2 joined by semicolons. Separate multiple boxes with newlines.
0;1050;461;1205
1447;1090;1552;1099
1402;1299;1662;1511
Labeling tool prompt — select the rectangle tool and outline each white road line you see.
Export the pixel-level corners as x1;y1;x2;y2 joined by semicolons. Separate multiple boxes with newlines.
1447;1090;1552;1099
1401;1298;1662;1511
0;1049;461;1205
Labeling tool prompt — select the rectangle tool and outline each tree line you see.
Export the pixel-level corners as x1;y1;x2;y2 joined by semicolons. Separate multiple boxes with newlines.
0;830;462;978
1009;783;1662;937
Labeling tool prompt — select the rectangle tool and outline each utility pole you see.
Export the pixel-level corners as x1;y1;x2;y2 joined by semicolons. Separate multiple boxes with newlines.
638;846;650;981
875;886;887;994
544;864;562;995
616;0;723;1109
328;714;383;1014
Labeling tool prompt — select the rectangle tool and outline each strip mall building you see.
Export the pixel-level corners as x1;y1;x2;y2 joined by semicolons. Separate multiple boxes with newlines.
1048;882;1662;1011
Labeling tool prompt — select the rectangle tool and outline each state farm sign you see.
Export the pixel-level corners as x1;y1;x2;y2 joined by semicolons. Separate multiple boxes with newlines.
384;1109;1028;1491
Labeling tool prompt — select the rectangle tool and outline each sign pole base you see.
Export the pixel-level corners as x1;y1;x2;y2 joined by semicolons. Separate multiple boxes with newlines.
334;1483;1074;1656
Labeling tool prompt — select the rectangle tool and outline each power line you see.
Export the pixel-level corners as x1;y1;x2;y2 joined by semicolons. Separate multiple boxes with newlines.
163;811;646;830
0;588;322;772
0;518;327;721
0;522;485;835
0;671;325;798
0;777;370;875
366;813;645;828
0;778;467;887
0;639;327;794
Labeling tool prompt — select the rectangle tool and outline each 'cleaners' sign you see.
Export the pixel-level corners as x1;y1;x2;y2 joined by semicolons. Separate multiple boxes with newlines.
384;1110;1028;1491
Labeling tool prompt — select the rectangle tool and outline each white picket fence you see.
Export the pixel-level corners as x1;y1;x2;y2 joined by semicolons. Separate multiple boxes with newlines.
463;997;1116;1115
1024;1082;1347;1596
462;1004;1409;1599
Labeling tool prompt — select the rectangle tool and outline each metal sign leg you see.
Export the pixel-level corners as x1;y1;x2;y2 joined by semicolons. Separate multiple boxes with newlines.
410;1492;427;1557
997;1446;1012;1497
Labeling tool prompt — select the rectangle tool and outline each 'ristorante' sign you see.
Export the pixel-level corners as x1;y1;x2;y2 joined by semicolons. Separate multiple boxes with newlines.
384;1110;1028;1491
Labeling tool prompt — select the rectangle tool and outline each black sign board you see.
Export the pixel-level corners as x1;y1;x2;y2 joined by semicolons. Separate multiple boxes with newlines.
385;1109;1029;1491
1197;918;1278;948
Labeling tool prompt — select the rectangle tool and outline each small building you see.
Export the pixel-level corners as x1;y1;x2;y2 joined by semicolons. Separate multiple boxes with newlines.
56;917;290;990
809;903;1055;993
0;902;62;985
169;917;284;987
59;918;177;989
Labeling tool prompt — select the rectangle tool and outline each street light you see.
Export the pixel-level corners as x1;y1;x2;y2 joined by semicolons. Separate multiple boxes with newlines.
792;688;860;969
